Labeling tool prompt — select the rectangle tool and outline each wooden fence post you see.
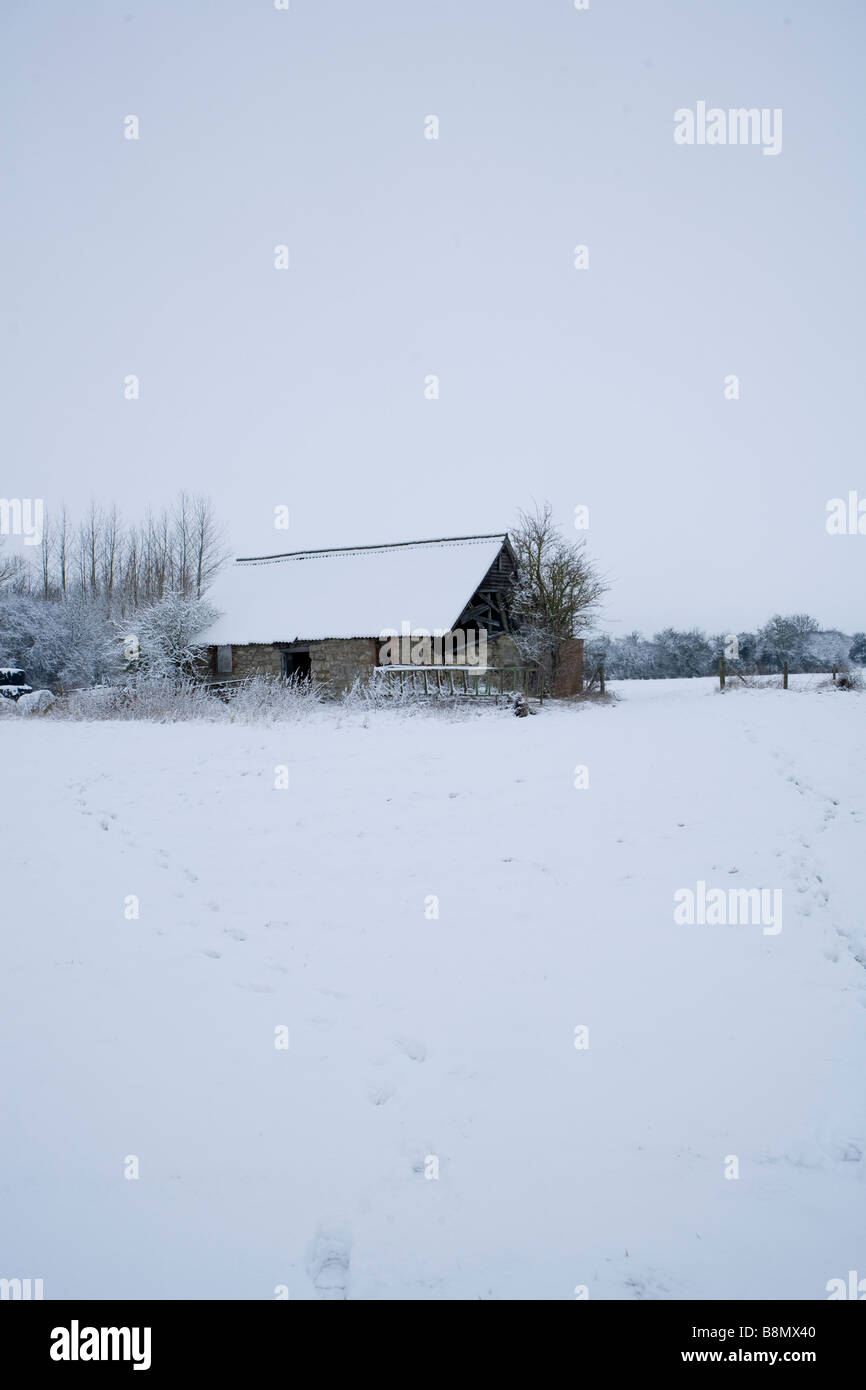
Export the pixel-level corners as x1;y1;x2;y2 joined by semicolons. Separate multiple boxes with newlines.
719;655;726;690
832;665;837;683
599;663;605;696
783;661;788;690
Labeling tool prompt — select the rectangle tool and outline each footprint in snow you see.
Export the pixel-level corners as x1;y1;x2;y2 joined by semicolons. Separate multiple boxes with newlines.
605;1257;678;1300
367;1080;396;1106
622;1268;675;1300
394;1036;427;1062
306;1228;352;1301
828;1139;863;1163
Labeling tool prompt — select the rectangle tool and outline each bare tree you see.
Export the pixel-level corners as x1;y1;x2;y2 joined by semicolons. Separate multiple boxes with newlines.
122;524;141;611
40;510;55;598
100;504;121;609
77;501;104;598
143;507;171;601
0;538;26;590
510;503;608;675
190;493;229;598
57;504;69;598
173;492;193;597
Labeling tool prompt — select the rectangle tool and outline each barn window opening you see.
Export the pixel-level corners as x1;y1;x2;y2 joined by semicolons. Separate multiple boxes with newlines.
282;650;311;681
216;645;233;675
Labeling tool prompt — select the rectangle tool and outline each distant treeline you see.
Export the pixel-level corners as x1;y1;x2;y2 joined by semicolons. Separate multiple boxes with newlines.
585;616;866;680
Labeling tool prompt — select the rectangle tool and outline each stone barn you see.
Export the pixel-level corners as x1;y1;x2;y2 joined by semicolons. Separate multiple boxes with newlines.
202;532;583;696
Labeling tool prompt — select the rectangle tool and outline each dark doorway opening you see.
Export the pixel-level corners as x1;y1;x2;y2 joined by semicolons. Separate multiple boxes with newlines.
282;650;311;681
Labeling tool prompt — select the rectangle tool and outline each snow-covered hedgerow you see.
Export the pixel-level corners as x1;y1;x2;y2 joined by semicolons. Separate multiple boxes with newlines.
47;674;538;725
55;674;324;724
60;678;215;723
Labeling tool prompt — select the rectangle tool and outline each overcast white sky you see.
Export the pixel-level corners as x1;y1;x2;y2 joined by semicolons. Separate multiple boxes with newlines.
2;0;864;634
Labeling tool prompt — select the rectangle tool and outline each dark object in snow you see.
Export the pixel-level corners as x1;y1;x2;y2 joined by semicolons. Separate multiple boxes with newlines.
0;668;33;701
512;693;534;717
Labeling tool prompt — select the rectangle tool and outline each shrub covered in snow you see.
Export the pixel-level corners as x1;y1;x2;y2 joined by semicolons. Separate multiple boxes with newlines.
126;593;219;678
0;590;220;692
60;678;212;723
820;672;863;692
16;689;56;715
0;594;121;690
221;674;324;723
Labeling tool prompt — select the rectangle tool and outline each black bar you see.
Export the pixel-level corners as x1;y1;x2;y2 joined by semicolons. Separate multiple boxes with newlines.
2;1298;859;1374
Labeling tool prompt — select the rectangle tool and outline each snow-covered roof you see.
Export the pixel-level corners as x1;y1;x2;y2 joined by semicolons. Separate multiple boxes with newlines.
202;534;509;643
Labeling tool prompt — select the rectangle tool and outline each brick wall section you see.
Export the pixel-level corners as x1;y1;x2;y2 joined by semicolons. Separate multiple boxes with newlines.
310;638;378;693
552;638;584;697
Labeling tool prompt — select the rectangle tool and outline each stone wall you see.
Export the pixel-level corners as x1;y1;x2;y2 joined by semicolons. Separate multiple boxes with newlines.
209;635;584;697
228;644;283;679
310;638;379;694
206;640;380;693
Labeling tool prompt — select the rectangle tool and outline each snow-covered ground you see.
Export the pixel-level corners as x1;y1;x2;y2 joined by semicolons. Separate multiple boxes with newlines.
2;677;864;1300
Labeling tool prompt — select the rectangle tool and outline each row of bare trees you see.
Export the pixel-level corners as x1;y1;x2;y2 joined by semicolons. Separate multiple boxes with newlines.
5;493;228;614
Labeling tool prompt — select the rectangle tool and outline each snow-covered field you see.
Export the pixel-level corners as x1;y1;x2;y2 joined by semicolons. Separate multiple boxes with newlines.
2;677;864;1300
